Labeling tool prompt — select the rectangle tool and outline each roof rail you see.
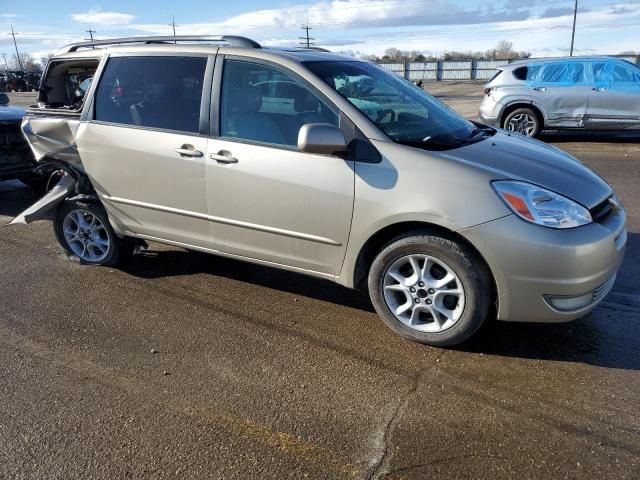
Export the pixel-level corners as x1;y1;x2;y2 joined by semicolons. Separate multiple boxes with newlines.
57;35;261;54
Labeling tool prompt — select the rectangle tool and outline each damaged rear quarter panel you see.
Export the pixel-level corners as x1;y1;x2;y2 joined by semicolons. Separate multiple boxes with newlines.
22;115;84;171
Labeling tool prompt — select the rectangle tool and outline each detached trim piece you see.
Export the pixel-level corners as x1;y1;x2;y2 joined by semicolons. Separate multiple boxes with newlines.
103;195;342;246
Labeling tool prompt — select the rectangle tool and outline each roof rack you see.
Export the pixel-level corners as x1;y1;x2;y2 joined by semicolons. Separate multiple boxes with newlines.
57;35;261;54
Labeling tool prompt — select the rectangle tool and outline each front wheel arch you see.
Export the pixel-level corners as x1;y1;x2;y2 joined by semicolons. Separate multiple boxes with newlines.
353;221;497;301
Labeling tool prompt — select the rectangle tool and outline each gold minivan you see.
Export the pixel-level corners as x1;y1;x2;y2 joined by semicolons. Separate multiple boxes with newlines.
12;36;626;346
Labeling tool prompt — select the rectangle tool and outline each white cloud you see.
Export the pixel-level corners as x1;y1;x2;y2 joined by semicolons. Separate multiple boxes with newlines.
71;8;135;26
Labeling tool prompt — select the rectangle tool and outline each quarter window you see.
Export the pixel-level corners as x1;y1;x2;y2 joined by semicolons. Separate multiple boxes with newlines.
94;56;207;134
219;60;338;147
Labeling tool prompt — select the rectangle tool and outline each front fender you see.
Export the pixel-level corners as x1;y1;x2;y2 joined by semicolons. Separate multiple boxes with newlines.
7;173;76;225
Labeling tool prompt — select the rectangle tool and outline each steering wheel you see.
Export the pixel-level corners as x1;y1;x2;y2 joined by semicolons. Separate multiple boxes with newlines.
375;109;395;123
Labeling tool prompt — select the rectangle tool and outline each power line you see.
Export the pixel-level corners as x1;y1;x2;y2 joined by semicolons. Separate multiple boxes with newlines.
300;23;315;48
570;0;578;56
8;25;24;72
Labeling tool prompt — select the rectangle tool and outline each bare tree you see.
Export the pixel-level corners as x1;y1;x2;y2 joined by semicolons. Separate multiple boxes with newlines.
11;53;42;72
485;40;531;60
40;53;54;70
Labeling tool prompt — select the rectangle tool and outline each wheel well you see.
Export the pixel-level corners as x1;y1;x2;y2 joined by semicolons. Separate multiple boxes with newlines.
353;222;497;301
500;103;544;129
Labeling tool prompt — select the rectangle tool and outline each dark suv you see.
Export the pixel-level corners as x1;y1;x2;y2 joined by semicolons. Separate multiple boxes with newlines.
0;92;39;185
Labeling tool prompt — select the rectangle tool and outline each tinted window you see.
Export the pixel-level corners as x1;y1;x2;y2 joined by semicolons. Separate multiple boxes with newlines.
513;66;527;81
220;60;338;147
95;56;207;134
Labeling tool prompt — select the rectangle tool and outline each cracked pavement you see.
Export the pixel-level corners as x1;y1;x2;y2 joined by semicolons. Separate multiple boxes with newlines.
1;89;639;479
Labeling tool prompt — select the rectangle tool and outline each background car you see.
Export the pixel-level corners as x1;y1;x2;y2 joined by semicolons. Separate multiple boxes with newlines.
0;92;48;188
479;56;640;137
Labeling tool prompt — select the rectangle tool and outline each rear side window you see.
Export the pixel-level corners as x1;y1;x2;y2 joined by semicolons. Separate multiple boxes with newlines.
526;62;587;84
94;56;207;134
512;66;527;81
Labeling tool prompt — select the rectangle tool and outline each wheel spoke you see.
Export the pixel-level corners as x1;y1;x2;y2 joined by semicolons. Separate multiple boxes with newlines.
395;299;413;317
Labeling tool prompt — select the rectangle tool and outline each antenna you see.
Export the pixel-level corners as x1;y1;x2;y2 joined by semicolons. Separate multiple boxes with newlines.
299;23;315;48
8;25;24;72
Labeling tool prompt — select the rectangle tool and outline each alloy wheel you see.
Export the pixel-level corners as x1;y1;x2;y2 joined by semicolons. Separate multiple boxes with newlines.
507;113;537;136
382;254;465;333
62;209;111;262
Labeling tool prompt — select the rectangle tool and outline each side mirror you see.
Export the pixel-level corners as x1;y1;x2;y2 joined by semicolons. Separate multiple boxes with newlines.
298;123;346;156
0;92;9;106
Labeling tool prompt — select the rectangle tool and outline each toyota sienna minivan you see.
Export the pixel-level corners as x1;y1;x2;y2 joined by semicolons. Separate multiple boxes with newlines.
12;36;627;346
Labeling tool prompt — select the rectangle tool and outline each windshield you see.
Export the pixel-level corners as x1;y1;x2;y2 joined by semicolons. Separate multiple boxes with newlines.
304;60;490;149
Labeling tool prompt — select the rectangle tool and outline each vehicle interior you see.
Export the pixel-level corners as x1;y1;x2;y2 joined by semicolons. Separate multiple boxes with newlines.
36;59;100;110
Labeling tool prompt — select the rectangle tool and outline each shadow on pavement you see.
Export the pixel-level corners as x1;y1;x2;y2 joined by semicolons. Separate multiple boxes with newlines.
122;249;376;313
126;233;639;370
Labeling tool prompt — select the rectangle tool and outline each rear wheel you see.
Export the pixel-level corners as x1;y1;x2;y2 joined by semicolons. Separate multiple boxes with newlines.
53;200;134;266
368;232;492;347
503;107;541;137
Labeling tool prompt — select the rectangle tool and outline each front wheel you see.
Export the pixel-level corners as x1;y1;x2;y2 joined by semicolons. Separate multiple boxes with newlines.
53;200;134;266
368;232;492;347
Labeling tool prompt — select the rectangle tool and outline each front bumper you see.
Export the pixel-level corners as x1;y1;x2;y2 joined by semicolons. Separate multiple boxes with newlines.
461;206;627;323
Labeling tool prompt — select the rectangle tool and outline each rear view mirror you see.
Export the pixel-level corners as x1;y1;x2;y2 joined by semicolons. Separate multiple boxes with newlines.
0;92;9;106
298;123;346;156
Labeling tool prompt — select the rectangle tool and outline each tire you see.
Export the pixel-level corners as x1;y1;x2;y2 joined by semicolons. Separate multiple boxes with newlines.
503;107;541;137
53;200;134;266
368;232;492;347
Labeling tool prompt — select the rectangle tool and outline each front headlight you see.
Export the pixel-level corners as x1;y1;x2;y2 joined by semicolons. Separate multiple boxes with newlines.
492;180;592;229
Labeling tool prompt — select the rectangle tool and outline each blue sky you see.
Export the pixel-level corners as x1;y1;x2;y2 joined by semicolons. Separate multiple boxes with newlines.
1;0;639;60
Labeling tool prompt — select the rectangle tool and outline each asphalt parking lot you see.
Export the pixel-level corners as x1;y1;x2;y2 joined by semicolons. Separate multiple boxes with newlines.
1;88;639;479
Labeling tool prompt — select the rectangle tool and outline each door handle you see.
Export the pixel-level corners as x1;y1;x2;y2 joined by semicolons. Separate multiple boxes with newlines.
209;151;238;164
175;146;203;157
533;87;547;92
592;87;607;92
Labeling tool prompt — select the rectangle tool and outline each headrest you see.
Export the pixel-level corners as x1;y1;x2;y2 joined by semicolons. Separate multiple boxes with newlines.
230;86;262;114
294;88;319;113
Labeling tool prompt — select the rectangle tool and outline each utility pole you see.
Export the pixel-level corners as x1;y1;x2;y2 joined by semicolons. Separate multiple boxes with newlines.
169;16;178;42
8;25;24;72
299;23;314;48
85;27;96;41
569;0;578;56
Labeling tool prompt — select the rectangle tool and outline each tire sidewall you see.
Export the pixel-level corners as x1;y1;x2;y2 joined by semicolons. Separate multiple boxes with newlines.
368;235;490;347
53;201;121;266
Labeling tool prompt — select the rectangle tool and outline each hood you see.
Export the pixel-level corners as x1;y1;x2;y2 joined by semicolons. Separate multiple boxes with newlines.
437;130;612;209
0;105;25;122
